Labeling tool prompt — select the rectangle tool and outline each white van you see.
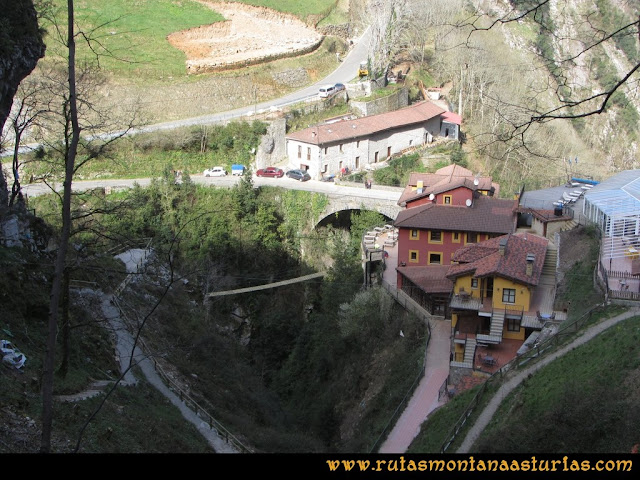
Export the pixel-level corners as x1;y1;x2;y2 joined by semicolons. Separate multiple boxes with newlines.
318;84;336;98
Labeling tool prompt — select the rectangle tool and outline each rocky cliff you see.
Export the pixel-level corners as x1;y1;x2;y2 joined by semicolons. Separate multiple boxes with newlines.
0;0;46;207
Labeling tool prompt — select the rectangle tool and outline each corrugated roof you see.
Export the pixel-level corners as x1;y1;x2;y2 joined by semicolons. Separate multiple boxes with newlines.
442;111;462;125
285;101;446;145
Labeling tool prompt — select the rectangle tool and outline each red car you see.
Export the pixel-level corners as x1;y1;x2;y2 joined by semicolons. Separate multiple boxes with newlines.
256;166;284;178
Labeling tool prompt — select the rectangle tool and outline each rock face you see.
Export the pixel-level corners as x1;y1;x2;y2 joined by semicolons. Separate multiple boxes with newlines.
0;0;46;208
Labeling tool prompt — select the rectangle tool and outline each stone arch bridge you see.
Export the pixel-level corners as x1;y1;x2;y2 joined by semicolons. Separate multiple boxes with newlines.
316;188;403;225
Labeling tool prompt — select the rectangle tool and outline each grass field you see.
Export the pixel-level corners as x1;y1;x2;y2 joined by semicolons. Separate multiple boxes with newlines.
46;0;223;78
44;0;339;79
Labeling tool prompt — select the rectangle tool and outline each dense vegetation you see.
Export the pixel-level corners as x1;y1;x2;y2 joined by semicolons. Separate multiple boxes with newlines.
3;155;429;451
23;120;268;181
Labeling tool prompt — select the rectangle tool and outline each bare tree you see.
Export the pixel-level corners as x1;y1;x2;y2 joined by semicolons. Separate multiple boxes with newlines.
39;0;138;452
451;0;640;137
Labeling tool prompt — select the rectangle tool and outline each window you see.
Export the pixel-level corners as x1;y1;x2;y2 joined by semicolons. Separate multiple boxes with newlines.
502;288;516;304
355;156;360;169
340;143;343;152
357;140;360;148
429;253;442;264
452;232;460;243
444;195;452;205
409;250;419;263
507;319;521;332
375;151;379;162
322;164;327;173
339;161;343;170
387;146;391;158
471;278;478;289
324;147;328;154
307;147;311;161
410;229;419;240
297;145;301;159
467;232;478;243
429;230;442;243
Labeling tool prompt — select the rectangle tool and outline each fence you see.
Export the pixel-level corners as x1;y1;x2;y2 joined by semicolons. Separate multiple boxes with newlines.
366;280;437;453
439;302;606;453
109;244;252;453
368;315;431;453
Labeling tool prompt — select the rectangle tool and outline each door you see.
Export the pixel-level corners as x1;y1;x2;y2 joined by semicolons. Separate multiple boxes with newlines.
484;277;494;299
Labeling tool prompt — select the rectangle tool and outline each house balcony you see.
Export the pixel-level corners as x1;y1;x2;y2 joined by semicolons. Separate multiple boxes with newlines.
449;291;482;311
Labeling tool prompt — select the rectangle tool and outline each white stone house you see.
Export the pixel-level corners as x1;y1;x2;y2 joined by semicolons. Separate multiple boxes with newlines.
284;101;461;180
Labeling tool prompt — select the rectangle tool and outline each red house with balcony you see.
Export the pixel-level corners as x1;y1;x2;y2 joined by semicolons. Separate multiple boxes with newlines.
398;164;500;209
392;165;517;316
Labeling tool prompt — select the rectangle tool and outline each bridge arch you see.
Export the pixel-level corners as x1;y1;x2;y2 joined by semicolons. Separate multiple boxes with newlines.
315;194;402;227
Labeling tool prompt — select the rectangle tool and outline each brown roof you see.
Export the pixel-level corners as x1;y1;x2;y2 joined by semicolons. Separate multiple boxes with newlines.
398;164;499;205
394;195;517;233
285;101;446;145
447;233;549;287
397;265;453;293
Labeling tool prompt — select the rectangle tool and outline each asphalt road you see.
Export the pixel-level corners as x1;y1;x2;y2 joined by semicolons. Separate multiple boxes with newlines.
21;172;404;204
3;27;372;155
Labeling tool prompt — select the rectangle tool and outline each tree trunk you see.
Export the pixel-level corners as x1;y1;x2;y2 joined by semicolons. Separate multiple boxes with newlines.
59;267;71;379
40;0;80;453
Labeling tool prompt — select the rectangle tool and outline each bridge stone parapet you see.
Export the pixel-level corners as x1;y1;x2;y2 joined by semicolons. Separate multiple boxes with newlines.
317;189;403;224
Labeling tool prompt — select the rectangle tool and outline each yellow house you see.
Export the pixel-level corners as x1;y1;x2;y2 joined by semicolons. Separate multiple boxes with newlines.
446;233;549;365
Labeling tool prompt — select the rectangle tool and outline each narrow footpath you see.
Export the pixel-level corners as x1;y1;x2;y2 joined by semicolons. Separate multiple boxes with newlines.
378;318;451;453
456;306;640;453
106;249;238;453
378;240;451;453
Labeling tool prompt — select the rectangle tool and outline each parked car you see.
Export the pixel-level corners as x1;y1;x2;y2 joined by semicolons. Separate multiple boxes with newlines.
286;169;311;182
203;166;227;177
256;166;284;178
318;84;336;98
231;164;246;176
334;83;345;92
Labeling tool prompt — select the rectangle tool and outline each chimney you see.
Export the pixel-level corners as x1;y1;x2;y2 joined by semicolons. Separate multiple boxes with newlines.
499;237;508;255
526;253;535;276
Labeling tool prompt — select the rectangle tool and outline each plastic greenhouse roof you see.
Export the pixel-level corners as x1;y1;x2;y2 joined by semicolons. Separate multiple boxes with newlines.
584;170;640;218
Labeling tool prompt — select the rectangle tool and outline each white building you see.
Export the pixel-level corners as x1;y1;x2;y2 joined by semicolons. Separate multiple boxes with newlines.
285;101;461;180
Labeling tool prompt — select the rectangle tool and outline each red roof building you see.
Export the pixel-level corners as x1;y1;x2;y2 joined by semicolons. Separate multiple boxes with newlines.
284;101;461;180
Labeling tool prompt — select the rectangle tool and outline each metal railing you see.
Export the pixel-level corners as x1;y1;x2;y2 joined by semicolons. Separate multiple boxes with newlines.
440;302;606;453
368;315;431;453
109;244;252;453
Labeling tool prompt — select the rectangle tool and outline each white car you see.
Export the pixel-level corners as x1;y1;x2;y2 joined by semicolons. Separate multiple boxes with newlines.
203;166;227;177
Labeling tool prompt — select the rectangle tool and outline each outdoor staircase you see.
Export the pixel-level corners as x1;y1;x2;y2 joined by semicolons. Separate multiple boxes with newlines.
540;242;558;286
561;219;579;232
477;310;504;344
463;337;477;366
450;337;477;368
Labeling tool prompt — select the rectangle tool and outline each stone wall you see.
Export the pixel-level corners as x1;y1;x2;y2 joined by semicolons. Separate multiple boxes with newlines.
271;67;311;88
351;87;409;117
318;24;352;39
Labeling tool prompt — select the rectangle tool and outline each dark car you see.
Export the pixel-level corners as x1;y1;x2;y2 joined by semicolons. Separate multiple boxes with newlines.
286;169;311;182
256;166;284;178
334;83;345;92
